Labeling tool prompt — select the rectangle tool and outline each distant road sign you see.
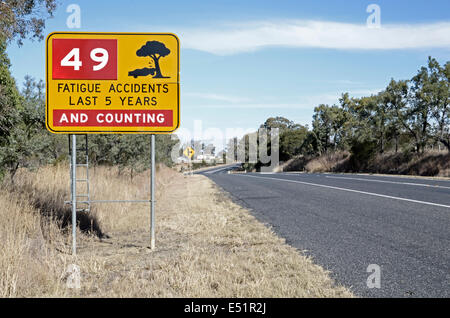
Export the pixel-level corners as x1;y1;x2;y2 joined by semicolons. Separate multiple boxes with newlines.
184;147;195;159
46;32;180;134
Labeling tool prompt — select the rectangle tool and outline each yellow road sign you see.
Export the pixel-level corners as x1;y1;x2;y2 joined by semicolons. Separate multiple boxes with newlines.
183;147;195;159
46;32;180;134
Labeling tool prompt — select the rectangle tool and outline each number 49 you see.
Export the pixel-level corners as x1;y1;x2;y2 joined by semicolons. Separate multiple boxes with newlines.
61;47;109;71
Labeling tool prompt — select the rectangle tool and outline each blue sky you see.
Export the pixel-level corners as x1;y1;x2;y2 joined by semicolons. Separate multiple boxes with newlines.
6;0;450;149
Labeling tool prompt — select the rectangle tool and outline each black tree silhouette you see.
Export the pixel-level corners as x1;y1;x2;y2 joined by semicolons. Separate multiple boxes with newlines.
136;41;171;78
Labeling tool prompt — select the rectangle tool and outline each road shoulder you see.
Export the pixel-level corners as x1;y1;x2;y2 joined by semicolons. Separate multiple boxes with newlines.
76;170;354;297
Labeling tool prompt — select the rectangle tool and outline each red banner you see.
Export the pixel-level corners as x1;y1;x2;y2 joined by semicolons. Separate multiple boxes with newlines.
53;110;173;127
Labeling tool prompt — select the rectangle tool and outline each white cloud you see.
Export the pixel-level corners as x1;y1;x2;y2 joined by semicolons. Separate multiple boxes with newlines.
184;92;252;103
188;102;310;109
185;89;383;110
350;88;383;96
177;20;450;55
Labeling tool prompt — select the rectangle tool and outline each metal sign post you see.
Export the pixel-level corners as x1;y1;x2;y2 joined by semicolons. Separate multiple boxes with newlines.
150;135;156;249
71;134;77;255
48;32;180;255
68;134;157;253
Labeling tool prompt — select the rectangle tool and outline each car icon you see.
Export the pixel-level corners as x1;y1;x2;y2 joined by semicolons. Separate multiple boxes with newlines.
128;67;156;78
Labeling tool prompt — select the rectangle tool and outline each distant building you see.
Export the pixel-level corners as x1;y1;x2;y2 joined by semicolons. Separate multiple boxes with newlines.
176;156;189;163
196;154;215;162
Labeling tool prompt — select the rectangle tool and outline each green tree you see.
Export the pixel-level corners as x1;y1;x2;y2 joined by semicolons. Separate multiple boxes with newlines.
261;116;298;133
407;61;435;153
0;40;21;179
0;75;47;180
369;93;393;154
279;125;308;160
88;134;179;177
155;134;179;166
348;96;377;145
312;104;349;153
0;40;21;144
0;0;57;45
384;79;423;152
425;58;450;151
0;1;58;179
312;104;333;154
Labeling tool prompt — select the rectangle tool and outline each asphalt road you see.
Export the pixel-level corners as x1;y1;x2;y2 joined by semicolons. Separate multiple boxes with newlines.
199;166;450;298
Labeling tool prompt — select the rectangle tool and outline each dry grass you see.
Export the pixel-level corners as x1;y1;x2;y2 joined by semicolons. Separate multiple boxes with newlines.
0;188;70;297
370;151;450;177
282;150;450;177
305;152;350;173
0;164;353;298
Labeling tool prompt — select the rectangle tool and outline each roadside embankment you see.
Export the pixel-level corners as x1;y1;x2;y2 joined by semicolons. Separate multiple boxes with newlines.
0;164;353;297
279;151;450;178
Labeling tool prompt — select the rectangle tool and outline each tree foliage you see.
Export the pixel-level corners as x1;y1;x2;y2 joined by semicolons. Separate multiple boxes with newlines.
0;71;180;180
0;3;180;181
0;40;21;141
308;57;449;155
0;0;57;45
229;57;449;171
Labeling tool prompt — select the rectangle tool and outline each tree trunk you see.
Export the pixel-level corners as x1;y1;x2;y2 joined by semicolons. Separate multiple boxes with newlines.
380;132;384;154
152;56;166;78
439;136;450;152
415;135;421;153
421;117;428;154
395;134;398;153
439;125;445;152
9;162;20;184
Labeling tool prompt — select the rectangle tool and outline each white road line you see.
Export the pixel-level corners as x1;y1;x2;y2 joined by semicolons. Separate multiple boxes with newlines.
234;174;450;209
205;165;237;174
325;176;450;190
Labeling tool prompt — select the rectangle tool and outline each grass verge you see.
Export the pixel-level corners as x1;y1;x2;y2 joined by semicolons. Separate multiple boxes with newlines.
281;151;450;177
0;164;353;297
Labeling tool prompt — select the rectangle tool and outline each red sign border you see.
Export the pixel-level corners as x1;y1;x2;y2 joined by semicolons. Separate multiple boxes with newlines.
46;32;180;134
